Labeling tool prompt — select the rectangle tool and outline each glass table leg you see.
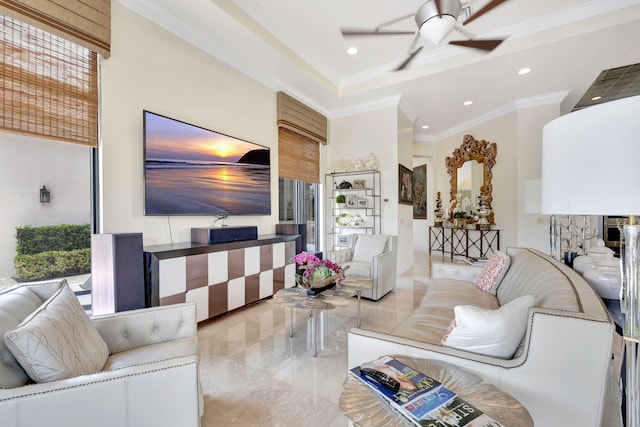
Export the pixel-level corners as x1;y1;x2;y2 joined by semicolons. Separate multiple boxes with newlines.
357;290;362;328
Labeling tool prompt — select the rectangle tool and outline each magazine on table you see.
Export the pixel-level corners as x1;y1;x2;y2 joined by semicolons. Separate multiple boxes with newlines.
350;356;505;427
349;356;456;421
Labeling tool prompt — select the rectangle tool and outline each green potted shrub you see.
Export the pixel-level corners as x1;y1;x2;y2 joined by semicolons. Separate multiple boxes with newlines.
336;194;346;208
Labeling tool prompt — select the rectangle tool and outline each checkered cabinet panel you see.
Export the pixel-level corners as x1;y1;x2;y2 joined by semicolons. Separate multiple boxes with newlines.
158;241;297;322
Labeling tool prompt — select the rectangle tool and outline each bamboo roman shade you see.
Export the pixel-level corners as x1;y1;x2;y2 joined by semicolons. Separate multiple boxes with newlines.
0;13;99;147
0;0;111;57
277;92;327;184
278;127;320;183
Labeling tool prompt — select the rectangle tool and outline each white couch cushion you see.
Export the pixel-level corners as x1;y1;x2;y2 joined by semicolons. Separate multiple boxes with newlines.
441;295;534;358
473;250;510;295
352;235;387;263
4;283;109;383
0;285;44;388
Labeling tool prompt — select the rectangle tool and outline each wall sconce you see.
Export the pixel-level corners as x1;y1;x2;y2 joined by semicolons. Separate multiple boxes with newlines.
39;186;50;203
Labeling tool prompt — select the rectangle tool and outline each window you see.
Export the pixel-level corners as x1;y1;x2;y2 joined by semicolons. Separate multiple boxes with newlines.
279;178;319;252
0;15;96;310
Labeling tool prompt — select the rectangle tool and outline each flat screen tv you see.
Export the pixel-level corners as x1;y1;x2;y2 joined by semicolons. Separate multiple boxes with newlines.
143;110;271;216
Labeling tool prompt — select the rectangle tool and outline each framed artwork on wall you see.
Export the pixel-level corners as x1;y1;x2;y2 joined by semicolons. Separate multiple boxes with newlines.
413;164;427;219
399;164;413;205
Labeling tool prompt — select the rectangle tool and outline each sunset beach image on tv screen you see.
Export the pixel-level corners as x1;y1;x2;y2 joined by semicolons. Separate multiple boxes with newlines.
143;111;271;216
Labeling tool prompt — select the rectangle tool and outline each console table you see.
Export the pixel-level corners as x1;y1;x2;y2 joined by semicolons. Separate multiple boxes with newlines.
144;234;298;322
429;226;500;259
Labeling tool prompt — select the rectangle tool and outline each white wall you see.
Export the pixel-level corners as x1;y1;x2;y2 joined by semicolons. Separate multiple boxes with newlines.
100;4;279;245
0;133;90;278
328;104;399;237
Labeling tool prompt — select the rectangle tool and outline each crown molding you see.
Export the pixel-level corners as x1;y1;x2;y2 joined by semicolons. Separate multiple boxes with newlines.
328;94;402;119
414;91;569;142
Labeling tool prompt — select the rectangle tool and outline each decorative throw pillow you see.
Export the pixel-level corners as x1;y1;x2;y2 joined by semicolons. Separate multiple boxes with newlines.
4;283;109;383
0;285;44;388
440;295;535;359
473;251;511;295
352;235;387;263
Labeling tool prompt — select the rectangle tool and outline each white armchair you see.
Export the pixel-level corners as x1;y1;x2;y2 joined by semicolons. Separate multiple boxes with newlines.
328;234;397;300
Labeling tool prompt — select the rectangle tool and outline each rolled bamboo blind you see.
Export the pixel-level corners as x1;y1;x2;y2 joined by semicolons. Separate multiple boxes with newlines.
0;14;99;147
277;92;326;183
0;0;110;57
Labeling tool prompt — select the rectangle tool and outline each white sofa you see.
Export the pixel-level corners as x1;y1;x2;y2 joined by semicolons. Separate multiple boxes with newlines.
348;247;615;427
0;280;201;427
327;234;398;300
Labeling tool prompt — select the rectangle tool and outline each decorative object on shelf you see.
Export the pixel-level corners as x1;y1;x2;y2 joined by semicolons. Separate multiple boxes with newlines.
475;189;491;230
434;192;444;226
346;195;357;208
354;157;365;171
337;180;353;189
336;194;346;208
293;251;346;291
412;164;427;219
331;159;354;173
337;234;351;246
357;198;368;208
365;153;379;170
453;211;466;228
540;95;640;427
398;164;413;205
353;179;366;189
446;135;497;224
336;213;365;227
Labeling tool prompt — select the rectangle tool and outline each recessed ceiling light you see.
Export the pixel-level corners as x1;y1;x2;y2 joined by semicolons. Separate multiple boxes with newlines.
591;96;602;101
347;46;358;55
518;67;531;75
421;125;429;129
463;100;473;106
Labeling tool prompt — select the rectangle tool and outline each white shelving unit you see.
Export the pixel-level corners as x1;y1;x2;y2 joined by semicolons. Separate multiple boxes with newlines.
325;170;381;251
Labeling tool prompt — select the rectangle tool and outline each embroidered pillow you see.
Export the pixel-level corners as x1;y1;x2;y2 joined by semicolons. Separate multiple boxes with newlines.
440;295;534;359
4;283;109;383
473;251;511;294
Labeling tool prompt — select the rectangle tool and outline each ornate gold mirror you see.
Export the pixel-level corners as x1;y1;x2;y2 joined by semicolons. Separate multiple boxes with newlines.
445;135;497;224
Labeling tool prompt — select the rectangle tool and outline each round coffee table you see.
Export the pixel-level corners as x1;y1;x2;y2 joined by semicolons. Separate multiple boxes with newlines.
340;356;533;426
271;286;356;357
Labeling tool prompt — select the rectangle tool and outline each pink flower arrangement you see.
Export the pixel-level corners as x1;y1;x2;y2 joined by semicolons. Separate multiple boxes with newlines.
293;251;344;289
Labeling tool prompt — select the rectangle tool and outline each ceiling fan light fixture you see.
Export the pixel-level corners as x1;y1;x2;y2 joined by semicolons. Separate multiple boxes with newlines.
416;0;461;45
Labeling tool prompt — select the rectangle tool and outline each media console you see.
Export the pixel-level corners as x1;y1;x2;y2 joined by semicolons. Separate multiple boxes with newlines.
144;234;298;322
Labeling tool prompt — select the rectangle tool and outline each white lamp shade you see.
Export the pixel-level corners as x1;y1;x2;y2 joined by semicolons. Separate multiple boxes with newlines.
419;15;456;44
541;95;640;215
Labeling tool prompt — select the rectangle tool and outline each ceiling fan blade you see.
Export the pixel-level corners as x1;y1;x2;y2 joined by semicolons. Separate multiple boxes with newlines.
341;28;416;37
434;0;443;17
449;38;504;51
463;0;509;26
395;46;424;71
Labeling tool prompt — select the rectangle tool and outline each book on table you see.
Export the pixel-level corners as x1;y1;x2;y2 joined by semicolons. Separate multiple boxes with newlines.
350;355;505;427
463;256;488;266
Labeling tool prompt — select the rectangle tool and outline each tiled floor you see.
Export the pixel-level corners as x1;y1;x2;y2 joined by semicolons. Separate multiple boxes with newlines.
196;251;624;426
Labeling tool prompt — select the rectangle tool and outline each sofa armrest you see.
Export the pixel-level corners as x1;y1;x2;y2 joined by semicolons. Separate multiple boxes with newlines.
0;354;200;427
431;262;482;282
91;303;197;355
326;248;353;264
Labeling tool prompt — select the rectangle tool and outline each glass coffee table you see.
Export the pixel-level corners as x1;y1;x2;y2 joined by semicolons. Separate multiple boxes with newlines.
340;356;533;426
271;285;356;357
341;276;372;327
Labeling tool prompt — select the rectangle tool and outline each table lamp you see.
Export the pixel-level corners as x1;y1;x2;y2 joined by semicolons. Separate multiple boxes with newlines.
540;94;640;426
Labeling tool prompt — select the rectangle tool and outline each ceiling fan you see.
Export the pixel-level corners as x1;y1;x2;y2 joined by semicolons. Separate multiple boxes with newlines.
341;0;509;71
